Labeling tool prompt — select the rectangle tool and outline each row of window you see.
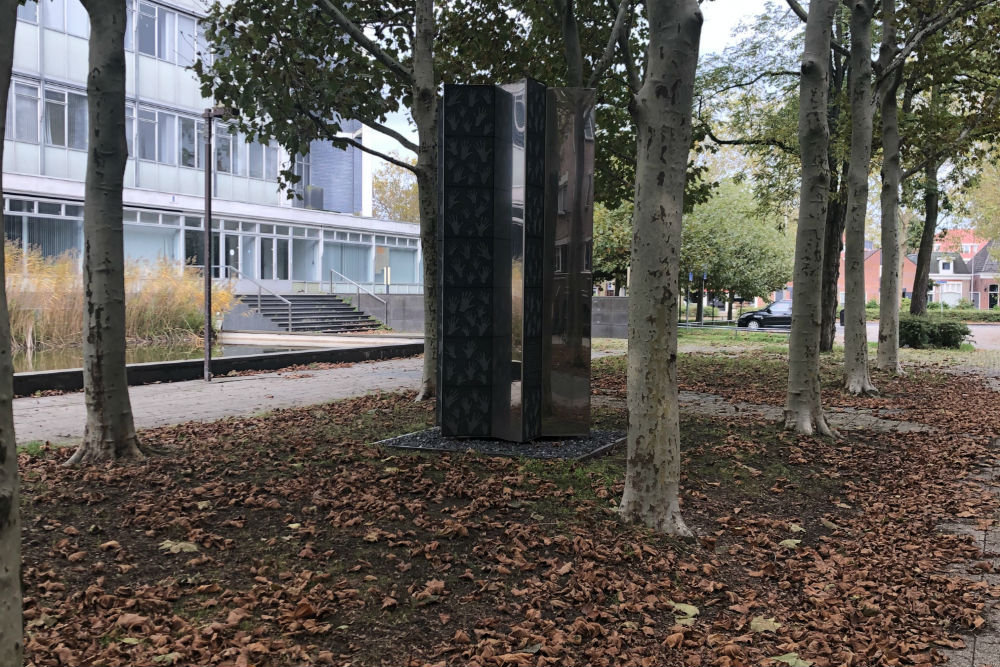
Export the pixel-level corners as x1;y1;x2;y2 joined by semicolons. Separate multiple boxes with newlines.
4;198;420;250
17;0;205;68
6;81;287;182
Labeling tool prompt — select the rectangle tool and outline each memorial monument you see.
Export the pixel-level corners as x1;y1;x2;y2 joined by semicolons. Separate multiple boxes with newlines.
438;80;595;442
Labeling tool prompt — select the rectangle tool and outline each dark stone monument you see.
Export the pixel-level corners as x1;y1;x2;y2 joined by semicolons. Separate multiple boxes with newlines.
438;81;595;442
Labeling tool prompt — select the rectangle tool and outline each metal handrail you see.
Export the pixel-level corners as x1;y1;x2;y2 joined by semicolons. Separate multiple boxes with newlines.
221;265;293;331
329;269;389;325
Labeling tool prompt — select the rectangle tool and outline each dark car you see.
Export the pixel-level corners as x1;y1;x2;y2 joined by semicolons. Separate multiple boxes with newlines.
737;300;792;329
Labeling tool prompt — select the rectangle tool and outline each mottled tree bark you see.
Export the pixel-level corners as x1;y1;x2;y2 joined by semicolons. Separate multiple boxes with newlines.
909;159;941;316
784;0;838;436
619;0;702;535
876;0;903;374
0;1;24;661
412;0;438;402
843;0;878;395
68;0;144;464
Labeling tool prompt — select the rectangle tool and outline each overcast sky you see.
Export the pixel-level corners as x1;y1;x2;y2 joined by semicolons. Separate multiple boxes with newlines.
364;0;764;159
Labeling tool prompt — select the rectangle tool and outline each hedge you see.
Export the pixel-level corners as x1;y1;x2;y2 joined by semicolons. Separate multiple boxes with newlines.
865;308;1000;323
898;315;971;349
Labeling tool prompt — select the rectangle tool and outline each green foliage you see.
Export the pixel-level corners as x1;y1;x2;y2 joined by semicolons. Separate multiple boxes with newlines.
194;0;410;193
865;298;879;309
898;315;971;349
372;157;419;223
680;180;793;302
592;204;632;292
435;0;716;210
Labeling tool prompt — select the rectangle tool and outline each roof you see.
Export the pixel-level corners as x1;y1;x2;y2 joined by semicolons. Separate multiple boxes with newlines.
972;241;999;274
904;251;970;275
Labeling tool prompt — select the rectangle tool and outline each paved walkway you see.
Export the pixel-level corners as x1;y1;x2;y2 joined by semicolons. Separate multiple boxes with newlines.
14;357;423;444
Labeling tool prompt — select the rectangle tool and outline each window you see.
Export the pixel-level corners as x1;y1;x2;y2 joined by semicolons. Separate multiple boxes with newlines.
940;261;952;273
157;111;176;165
265;145;278;180
125;103;134;156
44;89;87;150
41;0;89;37
137;108;156;160
248;141;263;179
136;2;200;65
124;0;134;51
179;117;197;167
215;123;232;173
137;2;156;56
293;153;311;188
177;15;196;66
5;82;39;143
17;1;38;22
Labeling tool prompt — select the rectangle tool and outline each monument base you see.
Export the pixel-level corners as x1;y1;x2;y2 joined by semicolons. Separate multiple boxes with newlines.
376;427;624;461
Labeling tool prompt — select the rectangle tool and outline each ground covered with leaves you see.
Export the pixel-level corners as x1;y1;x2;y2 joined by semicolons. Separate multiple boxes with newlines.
20;346;1000;666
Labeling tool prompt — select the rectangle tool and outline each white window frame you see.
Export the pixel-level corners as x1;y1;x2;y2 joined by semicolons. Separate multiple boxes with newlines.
5;80;40;144
41;0;90;38
135;2;200;66
43;87;88;151
940;260;953;274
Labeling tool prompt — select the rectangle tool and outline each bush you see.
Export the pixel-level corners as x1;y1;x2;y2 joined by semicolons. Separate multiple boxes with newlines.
898;314;971;349
865;298;879;309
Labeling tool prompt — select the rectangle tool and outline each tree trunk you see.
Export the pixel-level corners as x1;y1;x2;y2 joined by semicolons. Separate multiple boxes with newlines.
819;13;848;355
618;0;702;536
695;284;704;322
876;0;903;374
68;0;144;464
909;160;941;315
784;0;838;436
727;296;734;321
819;166;847;352
0;1;24;661
411;0;439;402
843;0;877;395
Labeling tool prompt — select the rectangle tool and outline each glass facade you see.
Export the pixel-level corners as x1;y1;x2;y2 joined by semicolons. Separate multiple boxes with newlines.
6;0;421;294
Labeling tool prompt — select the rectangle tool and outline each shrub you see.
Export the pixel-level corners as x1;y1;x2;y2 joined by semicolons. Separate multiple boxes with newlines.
865;298;879;309
5;242;237;350
898;314;971;349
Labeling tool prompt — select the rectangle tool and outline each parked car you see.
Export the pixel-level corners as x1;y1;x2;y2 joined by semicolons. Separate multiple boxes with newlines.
737;300;792;329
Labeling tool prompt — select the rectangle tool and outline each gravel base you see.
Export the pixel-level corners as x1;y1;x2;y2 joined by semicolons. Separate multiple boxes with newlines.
378;427;626;460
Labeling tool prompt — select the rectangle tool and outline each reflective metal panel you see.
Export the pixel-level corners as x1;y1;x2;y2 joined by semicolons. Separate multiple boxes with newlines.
542;88;595;436
495;80;545;442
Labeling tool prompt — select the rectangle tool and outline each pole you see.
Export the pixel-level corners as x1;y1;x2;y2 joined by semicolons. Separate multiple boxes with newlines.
203;112;213;382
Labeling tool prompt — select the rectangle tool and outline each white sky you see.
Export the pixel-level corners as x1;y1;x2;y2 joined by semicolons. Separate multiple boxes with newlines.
364;0;763;161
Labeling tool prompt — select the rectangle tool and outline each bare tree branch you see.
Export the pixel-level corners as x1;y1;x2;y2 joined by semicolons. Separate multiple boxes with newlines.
702;121;797;155
703;69;799;98
296;101;418;173
316;0;415;86
353;115;419;153
786;0;849;56
606;0;641;93
587;0;634;88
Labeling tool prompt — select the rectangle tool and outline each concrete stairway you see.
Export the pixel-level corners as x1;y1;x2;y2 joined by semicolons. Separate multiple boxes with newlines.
250;294;381;333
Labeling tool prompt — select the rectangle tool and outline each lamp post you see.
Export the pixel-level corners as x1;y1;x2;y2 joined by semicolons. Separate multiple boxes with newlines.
202;106;229;382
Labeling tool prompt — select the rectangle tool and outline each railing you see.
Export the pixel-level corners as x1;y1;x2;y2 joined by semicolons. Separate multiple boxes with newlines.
328;269;389;325
220;265;293;331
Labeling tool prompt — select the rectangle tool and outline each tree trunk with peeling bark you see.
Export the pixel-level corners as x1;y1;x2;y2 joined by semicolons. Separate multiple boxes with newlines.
843;0;878;395
0;1;23;661
618;0;702;535
784;0;838;436
68;0;144;464
412;0;438;402
876;0;903;374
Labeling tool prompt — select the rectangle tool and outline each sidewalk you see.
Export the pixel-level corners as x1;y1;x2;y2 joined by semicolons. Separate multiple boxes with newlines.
14;357;423;444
